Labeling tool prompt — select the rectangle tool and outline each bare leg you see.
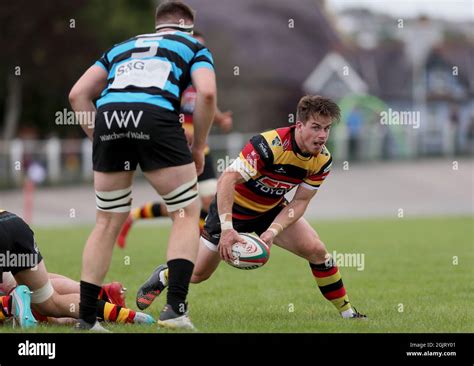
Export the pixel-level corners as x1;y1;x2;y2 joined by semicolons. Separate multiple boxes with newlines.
273;218;358;316
50;277;80;295
81;171;134;285
143;164;202;321
191;238;221;283
14;261;79;318
273;218;328;263
144;164;201;263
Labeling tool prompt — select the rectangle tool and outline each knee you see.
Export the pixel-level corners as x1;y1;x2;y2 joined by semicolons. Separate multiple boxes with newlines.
95;212;128;232
191;271;211;284
96;214;112;228
302;237;328;263
169;199;201;221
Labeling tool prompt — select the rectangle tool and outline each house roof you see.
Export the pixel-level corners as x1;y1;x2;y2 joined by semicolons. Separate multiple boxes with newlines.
429;41;474;94
303;52;368;95
342;41;414;99
187;0;342;84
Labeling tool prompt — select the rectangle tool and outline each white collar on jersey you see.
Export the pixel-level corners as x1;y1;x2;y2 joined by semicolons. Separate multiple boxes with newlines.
155;23;194;34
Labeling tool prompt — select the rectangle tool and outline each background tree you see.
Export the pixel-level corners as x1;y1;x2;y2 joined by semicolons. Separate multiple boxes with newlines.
0;0;155;140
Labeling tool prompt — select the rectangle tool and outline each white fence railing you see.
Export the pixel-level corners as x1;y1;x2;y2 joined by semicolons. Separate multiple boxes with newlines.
0;128;472;188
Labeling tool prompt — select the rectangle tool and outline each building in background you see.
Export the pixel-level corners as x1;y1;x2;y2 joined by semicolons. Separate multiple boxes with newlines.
0;0;472;188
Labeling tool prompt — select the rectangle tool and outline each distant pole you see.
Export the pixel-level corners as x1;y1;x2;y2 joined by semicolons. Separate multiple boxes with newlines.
23;161;47;225
23;177;34;225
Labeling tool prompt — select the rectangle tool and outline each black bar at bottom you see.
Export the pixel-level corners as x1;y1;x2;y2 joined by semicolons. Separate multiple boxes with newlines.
0;333;471;365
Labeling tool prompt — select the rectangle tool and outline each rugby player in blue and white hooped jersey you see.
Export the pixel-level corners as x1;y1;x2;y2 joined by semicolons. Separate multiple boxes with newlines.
69;1;216;331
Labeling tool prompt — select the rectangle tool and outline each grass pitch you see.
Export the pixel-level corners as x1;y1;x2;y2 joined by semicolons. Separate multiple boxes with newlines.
3;216;473;333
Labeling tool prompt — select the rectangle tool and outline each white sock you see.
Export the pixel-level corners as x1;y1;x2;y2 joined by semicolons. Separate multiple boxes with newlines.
341;308;355;319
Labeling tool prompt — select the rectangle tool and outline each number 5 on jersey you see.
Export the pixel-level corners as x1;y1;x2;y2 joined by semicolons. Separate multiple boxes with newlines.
110;37;171;90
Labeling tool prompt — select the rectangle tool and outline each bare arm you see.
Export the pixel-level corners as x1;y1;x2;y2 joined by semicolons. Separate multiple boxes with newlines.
260;185;317;246
216;169;247;262
214;108;233;132
191;68;217;174
216;170;245;220
68;65;108;140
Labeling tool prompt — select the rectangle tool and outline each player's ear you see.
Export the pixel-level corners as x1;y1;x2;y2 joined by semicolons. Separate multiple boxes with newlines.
295;120;304;130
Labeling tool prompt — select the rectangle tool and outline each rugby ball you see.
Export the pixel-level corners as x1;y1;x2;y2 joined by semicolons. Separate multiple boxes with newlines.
228;233;270;270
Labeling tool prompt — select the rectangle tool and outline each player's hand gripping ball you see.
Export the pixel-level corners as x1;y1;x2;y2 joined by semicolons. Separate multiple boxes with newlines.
228;233;270;270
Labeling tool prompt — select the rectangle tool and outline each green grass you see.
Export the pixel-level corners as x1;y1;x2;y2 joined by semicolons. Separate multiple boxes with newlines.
2;216;473;333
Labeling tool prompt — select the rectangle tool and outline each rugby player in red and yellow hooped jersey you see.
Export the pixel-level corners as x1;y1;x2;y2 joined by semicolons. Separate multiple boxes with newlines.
230;127;332;219
136;95;367;319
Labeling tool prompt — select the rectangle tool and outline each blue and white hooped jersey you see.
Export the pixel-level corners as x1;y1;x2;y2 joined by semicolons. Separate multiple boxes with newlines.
94;31;214;114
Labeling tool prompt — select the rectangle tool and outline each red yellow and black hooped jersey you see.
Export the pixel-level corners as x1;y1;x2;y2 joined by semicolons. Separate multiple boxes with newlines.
180;85;210;154
229;126;332;220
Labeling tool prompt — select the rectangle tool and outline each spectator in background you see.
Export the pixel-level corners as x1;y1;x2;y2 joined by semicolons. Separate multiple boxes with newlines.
449;104;460;155
467;111;474;155
347;107;363;160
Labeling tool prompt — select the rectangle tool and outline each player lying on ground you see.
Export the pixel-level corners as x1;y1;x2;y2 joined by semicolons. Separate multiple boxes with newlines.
136;95;366;319
0;272;128;325
0;210;154;330
1;272;127;308
117;31;233;248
